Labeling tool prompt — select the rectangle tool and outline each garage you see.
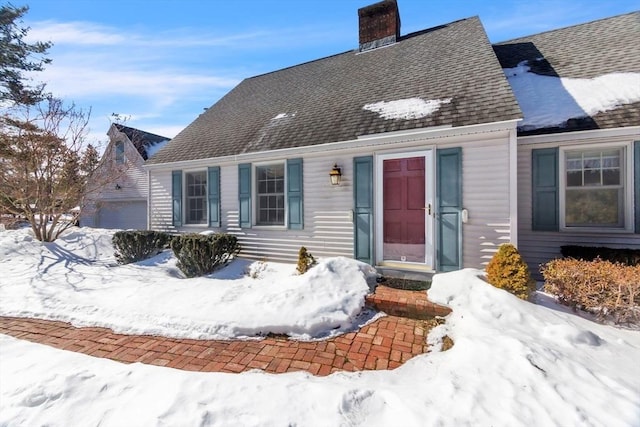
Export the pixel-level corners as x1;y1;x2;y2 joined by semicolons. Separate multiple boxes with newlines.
96;200;147;230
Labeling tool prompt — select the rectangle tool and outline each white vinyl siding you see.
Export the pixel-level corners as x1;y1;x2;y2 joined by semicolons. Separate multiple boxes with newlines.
459;136;513;269
80;137;149;229
148;124;517;267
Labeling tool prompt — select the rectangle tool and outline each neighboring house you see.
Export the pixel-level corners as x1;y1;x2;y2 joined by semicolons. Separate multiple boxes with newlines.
494;12;640;275
146;0;523;275
81;123;170;230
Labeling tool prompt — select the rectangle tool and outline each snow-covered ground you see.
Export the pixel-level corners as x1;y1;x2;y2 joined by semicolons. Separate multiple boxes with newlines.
1;227;639;426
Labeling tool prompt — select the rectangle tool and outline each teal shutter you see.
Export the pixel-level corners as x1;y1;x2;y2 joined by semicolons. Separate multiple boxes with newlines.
287;158;303;230
634;141;639;233
208;166;220;228
171;170;182;227
238;163;252;228
436;148;462;272
532;148;559;231
353;156;374;265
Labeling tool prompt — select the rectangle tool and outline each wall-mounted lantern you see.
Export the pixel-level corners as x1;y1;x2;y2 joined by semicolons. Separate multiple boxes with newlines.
115;184;122;190
329;164;342;186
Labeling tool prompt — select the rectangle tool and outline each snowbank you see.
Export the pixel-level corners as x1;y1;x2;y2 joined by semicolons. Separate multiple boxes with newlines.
1;228;640;426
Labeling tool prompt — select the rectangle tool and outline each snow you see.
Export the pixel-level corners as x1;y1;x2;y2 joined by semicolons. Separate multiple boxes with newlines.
145;138;170;159
363;97;452;120
272;112;295;120
1;228;640;426
0;227;376;340
505;62;640;130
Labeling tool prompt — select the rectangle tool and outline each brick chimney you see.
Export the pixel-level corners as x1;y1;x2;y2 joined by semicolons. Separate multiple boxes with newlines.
358;0;401;52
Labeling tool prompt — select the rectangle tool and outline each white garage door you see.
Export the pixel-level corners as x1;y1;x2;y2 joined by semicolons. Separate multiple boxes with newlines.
97;201;147;230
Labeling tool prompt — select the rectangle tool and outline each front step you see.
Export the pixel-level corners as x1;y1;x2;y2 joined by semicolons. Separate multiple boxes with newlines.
365;285;451;320
376;265;435;282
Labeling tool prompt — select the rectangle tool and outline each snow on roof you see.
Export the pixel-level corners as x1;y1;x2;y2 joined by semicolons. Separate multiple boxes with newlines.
363;97;452;120
272;112;295;120
144;138;170;159
505;62;640;131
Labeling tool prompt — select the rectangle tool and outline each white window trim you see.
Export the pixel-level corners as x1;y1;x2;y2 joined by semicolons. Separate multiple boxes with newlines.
253;161;287;229
184;169;208;226
559;142;633;233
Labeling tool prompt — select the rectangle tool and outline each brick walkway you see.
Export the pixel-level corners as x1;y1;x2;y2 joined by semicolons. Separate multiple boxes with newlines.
0;286;451;376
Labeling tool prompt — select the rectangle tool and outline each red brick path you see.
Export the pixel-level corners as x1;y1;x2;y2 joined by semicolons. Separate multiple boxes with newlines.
0;286;451;376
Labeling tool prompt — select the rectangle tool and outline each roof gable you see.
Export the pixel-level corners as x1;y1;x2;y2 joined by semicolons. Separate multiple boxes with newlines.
494;12;640;135
112;123;170;160
148;16;520;165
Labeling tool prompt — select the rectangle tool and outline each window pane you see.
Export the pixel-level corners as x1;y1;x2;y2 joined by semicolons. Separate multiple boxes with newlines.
115;142;125;164
566;171;582;187
583;169;601;186
566;188;621;227
185;171;207;224
256;164;285;225
603;169;620;186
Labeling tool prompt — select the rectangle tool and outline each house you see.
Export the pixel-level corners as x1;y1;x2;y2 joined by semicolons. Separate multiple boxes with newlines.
145;0;523;276
493;11;640;275
81;123;170;229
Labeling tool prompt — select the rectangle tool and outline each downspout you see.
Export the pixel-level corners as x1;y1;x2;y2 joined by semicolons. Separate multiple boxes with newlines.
509;128;518;247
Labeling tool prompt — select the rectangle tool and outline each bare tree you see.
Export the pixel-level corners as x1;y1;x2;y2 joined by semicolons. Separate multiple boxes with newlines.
0;97;95;241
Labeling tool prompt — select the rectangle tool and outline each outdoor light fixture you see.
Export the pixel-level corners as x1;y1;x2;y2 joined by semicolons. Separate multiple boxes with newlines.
329;164;342;186
115;184;122;190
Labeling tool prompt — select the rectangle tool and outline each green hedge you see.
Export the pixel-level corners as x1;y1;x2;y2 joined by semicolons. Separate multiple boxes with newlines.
112;230;173;265
170;233;240;278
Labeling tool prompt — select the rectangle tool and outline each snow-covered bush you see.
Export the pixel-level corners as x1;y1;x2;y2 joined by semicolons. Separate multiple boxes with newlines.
170;233;240;278
112;230;173;265
485;243;535;300
542;258;640;324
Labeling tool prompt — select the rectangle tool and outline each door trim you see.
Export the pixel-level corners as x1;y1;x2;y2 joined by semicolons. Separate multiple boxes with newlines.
375;150;435;268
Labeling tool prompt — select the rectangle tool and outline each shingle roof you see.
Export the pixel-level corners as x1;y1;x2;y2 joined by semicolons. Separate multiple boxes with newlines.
494;12;640;135
148;16;521;165
114;124;170;160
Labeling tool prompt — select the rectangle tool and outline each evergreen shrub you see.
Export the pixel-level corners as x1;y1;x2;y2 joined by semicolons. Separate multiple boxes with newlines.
170;233;240;278
485;243;535;300
112;230;173;265
296;246;317;275
542;258;640;324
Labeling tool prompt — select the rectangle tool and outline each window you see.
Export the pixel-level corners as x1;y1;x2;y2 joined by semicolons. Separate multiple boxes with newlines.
256;163;285;225
115;141;125;164
186;171;207;224
562;146;628;229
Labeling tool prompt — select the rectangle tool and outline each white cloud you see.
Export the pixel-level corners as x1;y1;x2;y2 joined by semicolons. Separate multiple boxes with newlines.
27;21;128;45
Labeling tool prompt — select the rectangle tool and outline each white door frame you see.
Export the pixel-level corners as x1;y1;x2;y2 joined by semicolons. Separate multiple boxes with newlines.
374;149;435;268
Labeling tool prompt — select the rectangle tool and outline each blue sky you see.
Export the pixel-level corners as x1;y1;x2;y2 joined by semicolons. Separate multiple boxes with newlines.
19;0;639;149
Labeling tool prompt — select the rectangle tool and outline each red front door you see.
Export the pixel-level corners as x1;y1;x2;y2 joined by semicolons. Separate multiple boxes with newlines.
383;156;426;263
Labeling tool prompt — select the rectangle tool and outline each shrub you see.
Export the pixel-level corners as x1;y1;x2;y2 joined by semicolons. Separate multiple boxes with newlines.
561;245;640;266
112;230;173;265
541;258;640;324
485;244;535;300
170;233;240;278
296;246;317;275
